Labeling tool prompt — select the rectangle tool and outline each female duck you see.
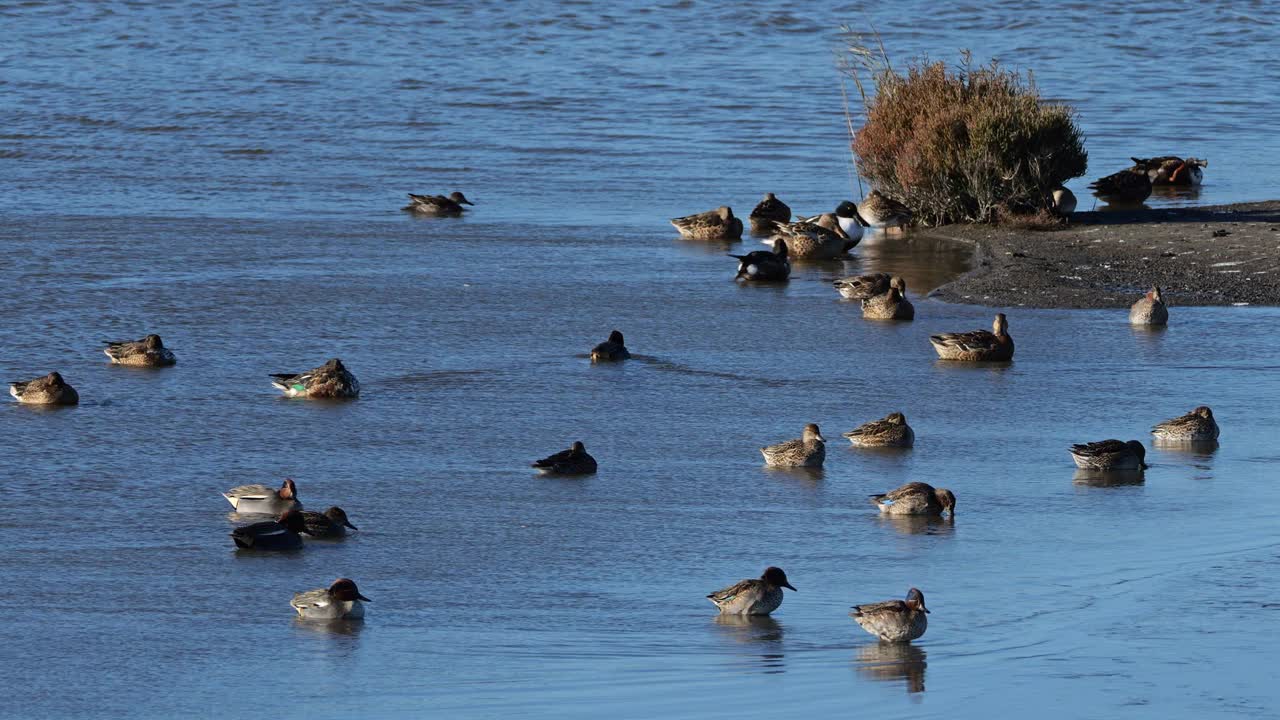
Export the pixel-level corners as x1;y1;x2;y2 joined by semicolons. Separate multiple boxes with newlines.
707;566;796;615
861;278;914;321
749;192;791;233
768;214;850;259
291;578;371;620
103;334;176;367
1069;439;1148;470
851;588;929;642
858;191;912;230
532;441;598;475
1089;166;1151;203
930;313;1014;361
731;238;790;282
1129;287;1168;325
403;191;474;216
761;423;825;468
1152;406;1219;443
270;358;360;399
671;206;743;241
869;482;955;516
833;272;891;301
9;371;79;405
301;506;359;538
844;412;915;448
590;330;630;363
230;509;307;550
223;478;301;515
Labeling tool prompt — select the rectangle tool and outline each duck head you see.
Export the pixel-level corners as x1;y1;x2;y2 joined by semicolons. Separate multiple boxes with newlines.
1193;406;1214;419
761;566;797;591
607;330;625;345
47;371;67;386
771;238;788;258
890;276;908;294
570;440;587;455
934;488;956;515
449;192;474;206
323;358;345;372
144;334;164;349
325;506;358;530
1148;287;1164;304
886;412;907;425
802;423;825;443
905;587;929;613
329;578;371;602
993;313;1009;336
716;206;735;221
278;478;298;500
1126;440;1149;468
761;192;777;202
835;200;867;226
277;509;307;532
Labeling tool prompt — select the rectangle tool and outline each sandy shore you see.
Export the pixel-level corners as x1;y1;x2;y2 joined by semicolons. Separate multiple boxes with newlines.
926;200;1280;308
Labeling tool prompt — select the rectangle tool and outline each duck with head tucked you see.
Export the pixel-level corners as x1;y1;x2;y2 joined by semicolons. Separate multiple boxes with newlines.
301;506;358;538
844;412;915;448
9;371;79;405
1129;287;1168;326
1070;439;1148;471
1089;164;1152;203
851;588;929;643
1152;406;1219;443
861;277;914;321
590;330;630;363
761;423;826;468
671;206;743;241
930;313;1014;361
403;191;474;216
767;213;852;259
532;441;598;475
749;192;791;233
230;509;307;551
223;478;302;515
869;482;954;516
707;566;796;615
731;238;790;282
1131;156;1207;186
103;334;176;367
858;191;913;230
270;358;359;399
833;272;891;301
292;578;371;621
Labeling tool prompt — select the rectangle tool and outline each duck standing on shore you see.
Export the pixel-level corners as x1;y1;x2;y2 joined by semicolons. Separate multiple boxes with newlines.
761;423;825;467
671;206;743;240
1089;165;1152;203
9;371;79;405
270;358;360;399
707;566;796;615
1129;287;1168;325
103;334;176;367
731;238;790;282
850;588;929;642
930;314;1014;361
590;330;630;363
1131;156;1207;186
748;193;791;233
1152;406;1219;443
858;190;912;230
403;191;473;216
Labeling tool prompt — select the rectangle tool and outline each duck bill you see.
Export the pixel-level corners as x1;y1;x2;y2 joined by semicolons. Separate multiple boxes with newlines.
356;593;372;602
344;521;359;530
783;582;797;592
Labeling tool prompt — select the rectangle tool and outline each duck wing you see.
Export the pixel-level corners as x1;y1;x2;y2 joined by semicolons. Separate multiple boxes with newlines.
708;577;761;604
833;273;891;300
1071;439;1129;456
851;598;910;617
930;329;999;352
290;587;331;612
532;447;575;469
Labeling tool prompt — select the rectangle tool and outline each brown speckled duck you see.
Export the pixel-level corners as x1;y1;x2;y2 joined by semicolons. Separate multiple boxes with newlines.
403;191;474;216
767;215;849;260
1129;287;1168;325
760;423;825;467
748;193;791;233
844;412;915;448
707;566;796;615
930;314;1014;361
861;278;914;321
103;334;176;367
9;371;79;405
301;506;359;538
858;191;913;229
1151;406;1219;443
869;482;954;516
1069;439;1148;471
270;358;360;399
833;272;891;301
851;588;929;643
671;206;743;240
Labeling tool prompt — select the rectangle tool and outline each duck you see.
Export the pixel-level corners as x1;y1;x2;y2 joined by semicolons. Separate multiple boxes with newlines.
858;190;912;230
270;358;360;399
731;238;790;282
1131;156;1207;186
834;201;868;245
1129;287;1168;325
767;214;851;259
1151;406;1219;443
103;334;176;367
1069;439;1149;470
748;192;791;233
223;478;302;515
230;509;307;550
707;566;796;615
850;588;929;642
760;423;826;468
9;371;79;405
671;206;743;241
291;578;371;621
1050;186;1077;217
403;191;474;216
590;330;630;363
301;506;358;538
930;313;1014;361
861;279;914;321
844;412;915;448
869;482;954;516
833;272;891;301
1088;166;1151;203
532;441;598;475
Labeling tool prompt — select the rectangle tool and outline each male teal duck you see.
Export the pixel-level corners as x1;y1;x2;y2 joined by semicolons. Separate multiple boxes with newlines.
869;482;954;516
103;334;176;367
1089;166;1152;203
844;412;915;448
532;441;598;475
590;330;630;363
223;478;301;515
403;191;473;216
1069;439;1148;470
9;371;79;405
1152;406;1219;443
761;423;825;468
749;192;791;233
270;358;360;399
707;566;796;615
1129;287;1168;325
851;588;929;643
930;314;1013;361
671;206;743;240
301;506;358;538
1131;156;1207;186
292;578;371;620
731;238;790;282
861;279;914;321
858;191;912;229
230;509;307;551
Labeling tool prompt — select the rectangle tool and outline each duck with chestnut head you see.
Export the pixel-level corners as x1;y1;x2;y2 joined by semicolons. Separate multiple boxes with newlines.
291;578;371;620
223;478;301;515
1129;287;1168;326
851;588;930;642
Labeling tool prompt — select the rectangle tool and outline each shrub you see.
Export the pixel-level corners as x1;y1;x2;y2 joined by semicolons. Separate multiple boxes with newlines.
840;42;1087;225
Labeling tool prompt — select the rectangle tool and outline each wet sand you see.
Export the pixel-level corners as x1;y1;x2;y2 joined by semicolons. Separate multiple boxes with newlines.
928;200;1280;308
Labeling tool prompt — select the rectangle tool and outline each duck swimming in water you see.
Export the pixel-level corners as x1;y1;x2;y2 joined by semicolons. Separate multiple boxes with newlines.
930;314;1014;361
103;334;176;367
850;588;929;643
532;441;598;475
671;206;743;241
749;193;791;233
291;578;371;621
270;358;360;399
760;423;826;468
1129;287;1168;326
1069;439;1148;470
868;482;954;516
731;238;790;282
9;371;79;405
707;566;796;615
1151;406;1218;443
1130;156;1207;186
590;330;630;363
844;412;915;448
403;191;474;216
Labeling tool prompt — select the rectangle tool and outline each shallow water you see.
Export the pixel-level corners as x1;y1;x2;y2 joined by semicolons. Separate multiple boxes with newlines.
3;2;1280;719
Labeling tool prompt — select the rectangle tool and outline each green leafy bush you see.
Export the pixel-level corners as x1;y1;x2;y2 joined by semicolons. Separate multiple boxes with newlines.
841;44;1087;225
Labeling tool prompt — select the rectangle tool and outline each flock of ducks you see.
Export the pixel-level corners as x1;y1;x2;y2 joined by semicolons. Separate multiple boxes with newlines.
8;175;1216;632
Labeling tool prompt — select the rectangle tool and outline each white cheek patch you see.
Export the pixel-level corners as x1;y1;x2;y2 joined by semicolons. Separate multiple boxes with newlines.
747;264;759;276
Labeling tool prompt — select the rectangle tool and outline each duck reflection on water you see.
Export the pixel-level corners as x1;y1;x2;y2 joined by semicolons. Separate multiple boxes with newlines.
855;642;927;694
